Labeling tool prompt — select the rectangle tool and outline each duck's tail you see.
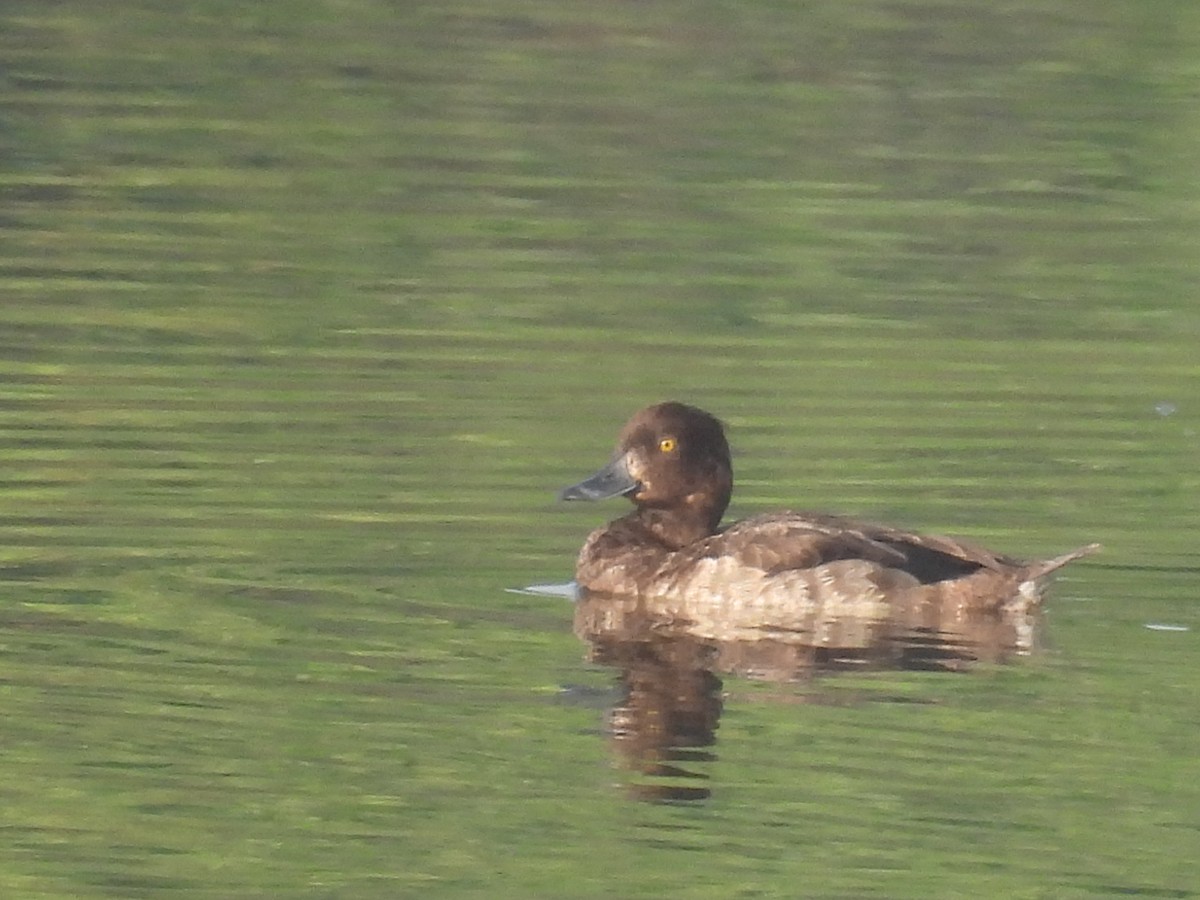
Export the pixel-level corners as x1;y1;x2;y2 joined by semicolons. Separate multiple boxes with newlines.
1026;542;1102;580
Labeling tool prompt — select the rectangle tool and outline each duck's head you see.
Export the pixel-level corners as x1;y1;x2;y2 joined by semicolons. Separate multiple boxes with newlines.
559;402;733;538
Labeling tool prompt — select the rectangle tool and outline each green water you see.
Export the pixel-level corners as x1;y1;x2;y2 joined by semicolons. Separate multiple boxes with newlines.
1;1;1198;896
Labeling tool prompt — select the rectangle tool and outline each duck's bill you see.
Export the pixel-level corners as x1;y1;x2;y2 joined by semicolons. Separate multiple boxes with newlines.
558;454;639;501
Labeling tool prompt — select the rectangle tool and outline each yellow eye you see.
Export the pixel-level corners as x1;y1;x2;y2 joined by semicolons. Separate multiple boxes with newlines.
658;437;677;453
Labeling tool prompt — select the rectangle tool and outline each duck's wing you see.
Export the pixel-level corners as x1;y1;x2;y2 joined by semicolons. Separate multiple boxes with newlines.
712;511;1014;579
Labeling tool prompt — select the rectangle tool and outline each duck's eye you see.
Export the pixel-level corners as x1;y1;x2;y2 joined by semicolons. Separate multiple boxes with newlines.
658;437;677;453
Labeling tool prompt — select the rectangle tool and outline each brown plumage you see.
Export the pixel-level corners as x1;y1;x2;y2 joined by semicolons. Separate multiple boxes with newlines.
560;402;1099;654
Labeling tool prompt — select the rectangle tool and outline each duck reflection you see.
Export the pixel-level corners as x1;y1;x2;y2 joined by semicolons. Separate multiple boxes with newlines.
574;587;1042;802
584;625;721;802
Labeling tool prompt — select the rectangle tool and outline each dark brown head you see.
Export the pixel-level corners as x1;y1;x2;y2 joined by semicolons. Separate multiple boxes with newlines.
559;402;733;543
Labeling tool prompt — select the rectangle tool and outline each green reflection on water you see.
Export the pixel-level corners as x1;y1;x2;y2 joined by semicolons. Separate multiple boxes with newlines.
0;0;1198;896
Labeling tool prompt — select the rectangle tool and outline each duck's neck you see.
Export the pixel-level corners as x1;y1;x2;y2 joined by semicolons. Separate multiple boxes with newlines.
633;505;721;550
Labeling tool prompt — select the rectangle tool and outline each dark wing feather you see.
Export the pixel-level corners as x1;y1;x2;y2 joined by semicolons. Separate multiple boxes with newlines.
712;511;1013;581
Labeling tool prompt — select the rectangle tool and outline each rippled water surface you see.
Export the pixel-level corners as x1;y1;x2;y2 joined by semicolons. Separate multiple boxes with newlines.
1;2;1198;897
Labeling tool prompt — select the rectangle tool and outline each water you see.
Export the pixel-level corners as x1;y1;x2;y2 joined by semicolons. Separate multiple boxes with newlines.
1;1;1198;896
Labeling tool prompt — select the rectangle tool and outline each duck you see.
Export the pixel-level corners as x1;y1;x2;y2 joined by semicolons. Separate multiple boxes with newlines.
559;402;1099;647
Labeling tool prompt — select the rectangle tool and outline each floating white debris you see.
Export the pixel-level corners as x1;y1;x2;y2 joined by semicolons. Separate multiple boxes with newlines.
506;582;580;600
1143;623;1190;632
